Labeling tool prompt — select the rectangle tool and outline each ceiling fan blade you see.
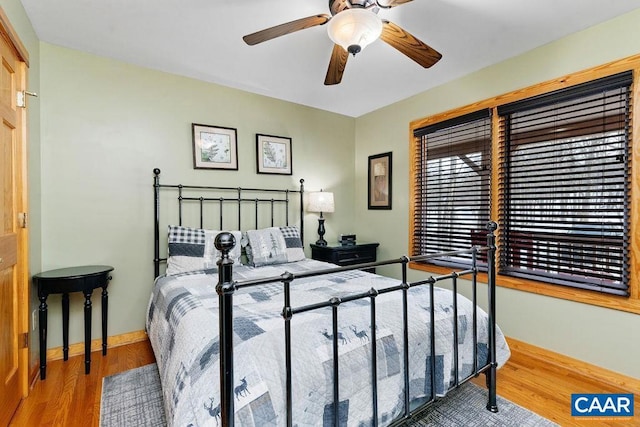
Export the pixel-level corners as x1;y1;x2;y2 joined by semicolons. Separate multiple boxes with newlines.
324;44;349;85
243;14;331;46
376;0;413;8
380;20;442;68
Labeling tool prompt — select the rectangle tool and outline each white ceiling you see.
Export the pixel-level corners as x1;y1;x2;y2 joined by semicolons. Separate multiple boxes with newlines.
19;0;640;117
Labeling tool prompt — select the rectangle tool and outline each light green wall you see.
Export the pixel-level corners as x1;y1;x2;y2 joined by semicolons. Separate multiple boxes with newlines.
39;43;355;349
0;0;42;371
355;10;640;378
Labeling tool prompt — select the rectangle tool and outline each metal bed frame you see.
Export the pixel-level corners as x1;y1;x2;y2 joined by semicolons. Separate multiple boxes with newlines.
153;168;305;279
152;168;499;427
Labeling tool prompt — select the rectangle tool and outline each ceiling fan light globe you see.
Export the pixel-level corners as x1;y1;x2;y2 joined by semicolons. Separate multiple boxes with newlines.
327;8;382;54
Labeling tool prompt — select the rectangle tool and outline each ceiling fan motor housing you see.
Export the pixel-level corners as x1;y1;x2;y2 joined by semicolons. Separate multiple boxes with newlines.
330;0;378;15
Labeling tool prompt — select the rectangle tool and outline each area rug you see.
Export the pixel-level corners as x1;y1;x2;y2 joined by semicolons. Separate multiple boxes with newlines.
100;364;166;427
100;363;557;426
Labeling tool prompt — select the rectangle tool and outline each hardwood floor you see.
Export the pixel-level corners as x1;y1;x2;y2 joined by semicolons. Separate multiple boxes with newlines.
8;339;640;426
9;341;155;427
473;348;640;427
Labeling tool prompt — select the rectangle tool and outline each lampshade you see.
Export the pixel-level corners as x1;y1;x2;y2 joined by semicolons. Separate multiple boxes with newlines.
308;191;335;213
327;8;382;55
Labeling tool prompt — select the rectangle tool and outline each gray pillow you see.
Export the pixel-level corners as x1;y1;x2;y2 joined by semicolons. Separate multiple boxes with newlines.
243;226;305;267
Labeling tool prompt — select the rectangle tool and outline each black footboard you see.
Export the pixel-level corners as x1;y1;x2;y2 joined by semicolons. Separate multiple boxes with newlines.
214;222;499;427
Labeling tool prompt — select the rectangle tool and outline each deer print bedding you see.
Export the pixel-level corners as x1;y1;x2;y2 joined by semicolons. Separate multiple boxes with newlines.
146;259;510;426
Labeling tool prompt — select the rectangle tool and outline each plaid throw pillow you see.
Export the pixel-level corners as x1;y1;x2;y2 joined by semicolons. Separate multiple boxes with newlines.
168;226;206;254
166;225;242;275
279;226;305;262
166;225;210;275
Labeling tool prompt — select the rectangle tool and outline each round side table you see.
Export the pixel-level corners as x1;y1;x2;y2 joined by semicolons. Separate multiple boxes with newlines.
33;265;113;380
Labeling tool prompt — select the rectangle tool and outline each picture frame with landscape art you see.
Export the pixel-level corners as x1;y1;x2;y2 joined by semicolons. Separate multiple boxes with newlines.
256;134;292;175
192;123;238;170
368;151;392;210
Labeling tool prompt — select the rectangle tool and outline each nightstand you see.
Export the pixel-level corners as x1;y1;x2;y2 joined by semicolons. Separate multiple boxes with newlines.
310;242;379;273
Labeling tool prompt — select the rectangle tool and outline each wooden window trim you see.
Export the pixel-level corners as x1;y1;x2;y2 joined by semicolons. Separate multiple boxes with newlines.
409;53;640;315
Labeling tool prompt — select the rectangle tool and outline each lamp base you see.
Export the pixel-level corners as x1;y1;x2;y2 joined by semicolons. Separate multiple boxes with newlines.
316;217;327;246
315;238;328;246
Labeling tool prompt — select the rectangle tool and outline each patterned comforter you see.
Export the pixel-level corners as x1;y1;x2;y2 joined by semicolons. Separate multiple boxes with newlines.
146;259;510;426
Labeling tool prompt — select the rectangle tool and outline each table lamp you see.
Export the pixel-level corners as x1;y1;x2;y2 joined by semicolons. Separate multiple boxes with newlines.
307;190;335;246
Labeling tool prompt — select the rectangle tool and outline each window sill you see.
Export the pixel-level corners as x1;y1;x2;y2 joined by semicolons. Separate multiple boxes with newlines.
409;261;640;315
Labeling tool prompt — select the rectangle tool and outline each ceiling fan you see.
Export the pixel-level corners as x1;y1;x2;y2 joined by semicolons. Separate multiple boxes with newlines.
242;0;442;85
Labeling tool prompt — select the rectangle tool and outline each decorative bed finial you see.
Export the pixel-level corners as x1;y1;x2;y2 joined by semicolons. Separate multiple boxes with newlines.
214;232;236;255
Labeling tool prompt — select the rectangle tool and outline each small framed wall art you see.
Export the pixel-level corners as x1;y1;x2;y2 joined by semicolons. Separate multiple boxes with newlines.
192;123;238;170
368;151;392;210
256;134;292;175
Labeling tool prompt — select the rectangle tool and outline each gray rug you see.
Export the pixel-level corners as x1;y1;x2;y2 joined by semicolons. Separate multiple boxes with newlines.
100;364;166;427
100;364;557;426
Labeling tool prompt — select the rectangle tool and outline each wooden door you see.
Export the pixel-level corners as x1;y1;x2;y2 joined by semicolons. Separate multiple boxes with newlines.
0;19;28;427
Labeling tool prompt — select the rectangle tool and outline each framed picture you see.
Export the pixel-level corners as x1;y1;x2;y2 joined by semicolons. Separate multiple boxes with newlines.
256;134;292;175
368;151;392;210
192;123;238;170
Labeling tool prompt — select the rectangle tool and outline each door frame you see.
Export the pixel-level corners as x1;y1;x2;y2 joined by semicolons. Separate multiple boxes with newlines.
0;6;30;399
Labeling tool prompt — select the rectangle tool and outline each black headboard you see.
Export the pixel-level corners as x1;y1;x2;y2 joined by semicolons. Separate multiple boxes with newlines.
153;168;305;278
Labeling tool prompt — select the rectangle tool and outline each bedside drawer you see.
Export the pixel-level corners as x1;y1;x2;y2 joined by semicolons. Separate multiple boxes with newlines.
333;248;376;265
310;243;379;272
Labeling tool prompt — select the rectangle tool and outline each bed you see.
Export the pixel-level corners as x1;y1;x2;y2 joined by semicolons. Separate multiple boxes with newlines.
147;168;510;426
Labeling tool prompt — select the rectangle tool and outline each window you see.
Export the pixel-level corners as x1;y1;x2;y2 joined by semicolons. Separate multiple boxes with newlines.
411;110;492;268
497;72;631;296
409;64;638;312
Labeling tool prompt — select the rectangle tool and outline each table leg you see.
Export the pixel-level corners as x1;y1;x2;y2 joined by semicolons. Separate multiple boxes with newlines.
83;290;92;374
62;293;70;361
38;294;48;380
101;286;108;356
